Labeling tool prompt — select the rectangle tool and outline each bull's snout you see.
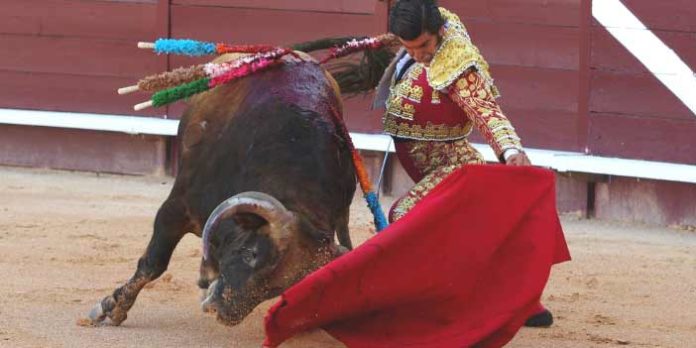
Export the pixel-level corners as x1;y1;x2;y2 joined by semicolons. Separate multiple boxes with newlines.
200;279;247;326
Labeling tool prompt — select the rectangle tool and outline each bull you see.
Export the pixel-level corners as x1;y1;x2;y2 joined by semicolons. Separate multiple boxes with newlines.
87;51;363;326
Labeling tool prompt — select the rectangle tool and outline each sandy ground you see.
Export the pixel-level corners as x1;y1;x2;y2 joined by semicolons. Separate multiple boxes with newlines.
0;166;694;348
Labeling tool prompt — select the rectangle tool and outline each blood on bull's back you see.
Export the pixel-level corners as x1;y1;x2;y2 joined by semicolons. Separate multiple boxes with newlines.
178;55;356;236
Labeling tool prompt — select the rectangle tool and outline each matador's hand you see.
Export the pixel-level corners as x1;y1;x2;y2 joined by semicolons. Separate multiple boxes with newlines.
506;152;531;166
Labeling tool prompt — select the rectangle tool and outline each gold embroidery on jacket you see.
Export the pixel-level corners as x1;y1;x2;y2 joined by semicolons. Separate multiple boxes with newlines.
389;139;484;222
427;8;499;97
431;89;441;104
397;84;424;103
386;63;425;121
449;70;522;157
383;117;473;141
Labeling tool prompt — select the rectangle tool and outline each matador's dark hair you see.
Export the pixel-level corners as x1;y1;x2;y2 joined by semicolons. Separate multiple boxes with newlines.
388;0;445;40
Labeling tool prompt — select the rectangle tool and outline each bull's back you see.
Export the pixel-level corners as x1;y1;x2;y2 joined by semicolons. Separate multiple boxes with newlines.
174;59;355;230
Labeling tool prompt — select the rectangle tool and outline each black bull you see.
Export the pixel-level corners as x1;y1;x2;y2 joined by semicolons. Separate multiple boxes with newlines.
88;54;357;326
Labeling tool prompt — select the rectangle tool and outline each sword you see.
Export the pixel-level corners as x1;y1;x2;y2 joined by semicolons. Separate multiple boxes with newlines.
375;137;393;200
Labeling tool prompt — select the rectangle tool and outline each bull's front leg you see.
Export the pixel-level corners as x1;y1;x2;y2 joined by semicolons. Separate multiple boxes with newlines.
86;198;192;326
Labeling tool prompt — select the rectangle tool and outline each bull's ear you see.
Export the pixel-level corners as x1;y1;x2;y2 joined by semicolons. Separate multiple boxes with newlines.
231;213;268;230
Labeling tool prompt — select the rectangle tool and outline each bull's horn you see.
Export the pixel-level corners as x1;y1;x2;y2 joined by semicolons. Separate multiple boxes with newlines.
202;192;294;260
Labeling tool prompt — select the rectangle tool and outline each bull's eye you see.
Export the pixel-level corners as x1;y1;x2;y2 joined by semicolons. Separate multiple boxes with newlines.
241;247;257;266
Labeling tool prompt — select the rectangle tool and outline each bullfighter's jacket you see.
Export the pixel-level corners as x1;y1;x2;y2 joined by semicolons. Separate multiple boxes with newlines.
376;8;523;162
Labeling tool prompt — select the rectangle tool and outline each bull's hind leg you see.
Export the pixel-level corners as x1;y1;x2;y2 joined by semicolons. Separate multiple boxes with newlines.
336;208;352;251
88;198;192;326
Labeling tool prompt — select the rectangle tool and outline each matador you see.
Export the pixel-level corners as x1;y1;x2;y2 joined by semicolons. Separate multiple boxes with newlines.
374;0;553;328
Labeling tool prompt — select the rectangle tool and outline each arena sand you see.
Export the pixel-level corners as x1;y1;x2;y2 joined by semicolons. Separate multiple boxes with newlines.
0;167;694;347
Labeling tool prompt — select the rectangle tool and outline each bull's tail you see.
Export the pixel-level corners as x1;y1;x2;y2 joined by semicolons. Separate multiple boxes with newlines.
290;37;396;96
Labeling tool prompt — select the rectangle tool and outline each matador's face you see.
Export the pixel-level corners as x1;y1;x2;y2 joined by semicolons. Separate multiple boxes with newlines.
398;27;443;66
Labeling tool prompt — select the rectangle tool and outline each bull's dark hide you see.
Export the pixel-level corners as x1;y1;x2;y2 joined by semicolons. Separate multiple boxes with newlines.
88;57;357;327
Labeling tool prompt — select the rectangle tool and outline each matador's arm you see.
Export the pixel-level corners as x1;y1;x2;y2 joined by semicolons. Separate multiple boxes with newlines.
447;69;524;163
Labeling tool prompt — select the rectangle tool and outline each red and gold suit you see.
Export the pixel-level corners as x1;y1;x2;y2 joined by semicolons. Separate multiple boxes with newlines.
378;8;525;222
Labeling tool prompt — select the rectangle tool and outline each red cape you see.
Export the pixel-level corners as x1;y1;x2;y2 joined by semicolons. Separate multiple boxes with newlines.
264;165;571;347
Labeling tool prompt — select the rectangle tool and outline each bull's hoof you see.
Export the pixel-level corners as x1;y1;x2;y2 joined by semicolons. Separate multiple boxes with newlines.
84;296;128;326
107;308;128;326
87;301;107;324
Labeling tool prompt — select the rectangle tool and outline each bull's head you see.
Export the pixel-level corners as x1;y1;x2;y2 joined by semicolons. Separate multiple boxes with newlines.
200;192;339;325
